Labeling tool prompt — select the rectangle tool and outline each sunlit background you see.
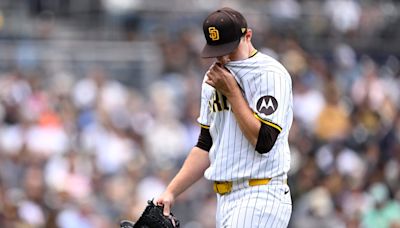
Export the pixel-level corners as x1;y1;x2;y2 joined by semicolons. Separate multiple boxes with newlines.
0;0;400;227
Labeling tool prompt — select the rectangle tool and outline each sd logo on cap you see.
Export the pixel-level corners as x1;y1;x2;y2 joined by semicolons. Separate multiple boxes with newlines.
202;7;248;58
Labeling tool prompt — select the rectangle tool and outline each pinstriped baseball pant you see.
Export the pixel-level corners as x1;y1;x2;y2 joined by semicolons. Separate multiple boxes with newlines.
216;183;292;228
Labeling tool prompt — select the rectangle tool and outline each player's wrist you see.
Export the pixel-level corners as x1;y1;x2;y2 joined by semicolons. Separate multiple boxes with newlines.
165;186;179;199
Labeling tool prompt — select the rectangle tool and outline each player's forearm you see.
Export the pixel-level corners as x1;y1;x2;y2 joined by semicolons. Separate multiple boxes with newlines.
165;147;210;197
226;90;260;146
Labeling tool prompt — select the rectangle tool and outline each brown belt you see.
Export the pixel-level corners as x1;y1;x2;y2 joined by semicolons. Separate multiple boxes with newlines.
213;178;272;195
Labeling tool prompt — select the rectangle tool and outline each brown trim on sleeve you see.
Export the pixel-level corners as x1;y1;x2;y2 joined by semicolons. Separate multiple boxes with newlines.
255;122;280;154
196;127;213;152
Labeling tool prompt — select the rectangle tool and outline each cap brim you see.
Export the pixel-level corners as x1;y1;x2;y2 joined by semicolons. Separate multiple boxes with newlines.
201;39;240;58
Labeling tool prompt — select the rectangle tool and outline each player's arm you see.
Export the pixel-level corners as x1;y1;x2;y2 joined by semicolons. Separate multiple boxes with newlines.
156;77;213;216
163;146;210;197
226;88;279;153
206;63;279;153
226;93;280;153
155;144;210;215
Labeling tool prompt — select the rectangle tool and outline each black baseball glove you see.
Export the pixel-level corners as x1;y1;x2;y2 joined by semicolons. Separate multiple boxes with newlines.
120;200;180;228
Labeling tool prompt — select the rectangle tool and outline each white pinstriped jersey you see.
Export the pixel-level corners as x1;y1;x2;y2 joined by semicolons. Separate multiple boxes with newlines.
198;52;293;181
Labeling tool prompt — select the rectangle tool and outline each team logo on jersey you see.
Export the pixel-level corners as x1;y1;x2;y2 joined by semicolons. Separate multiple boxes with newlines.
208;27;219;41
256;96;278;115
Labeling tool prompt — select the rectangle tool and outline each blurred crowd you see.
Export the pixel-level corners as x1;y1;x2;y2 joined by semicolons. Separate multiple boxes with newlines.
1;0;400;228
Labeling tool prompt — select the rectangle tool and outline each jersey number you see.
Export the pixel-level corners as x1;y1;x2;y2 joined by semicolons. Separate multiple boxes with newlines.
209;91;229;112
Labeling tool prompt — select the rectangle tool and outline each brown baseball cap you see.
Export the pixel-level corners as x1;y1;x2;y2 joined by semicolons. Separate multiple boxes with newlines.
201;7;247;58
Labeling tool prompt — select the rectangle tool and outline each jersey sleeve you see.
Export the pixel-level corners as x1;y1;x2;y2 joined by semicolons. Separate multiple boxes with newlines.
248;71;291;132
197;80;212;129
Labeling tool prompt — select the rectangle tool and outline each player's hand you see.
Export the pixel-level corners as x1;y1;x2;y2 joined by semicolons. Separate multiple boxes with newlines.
154;191;175;216
206;62;240;98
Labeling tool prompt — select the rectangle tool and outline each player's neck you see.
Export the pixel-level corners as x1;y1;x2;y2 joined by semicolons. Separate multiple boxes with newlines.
247;42;256;58
229;46;256;61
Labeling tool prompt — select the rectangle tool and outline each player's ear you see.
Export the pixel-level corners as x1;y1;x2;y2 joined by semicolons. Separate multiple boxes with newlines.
244;29;252;41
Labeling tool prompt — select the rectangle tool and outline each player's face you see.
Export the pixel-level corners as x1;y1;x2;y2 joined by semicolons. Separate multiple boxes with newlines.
216;43;242;64
216;55;231;65
216;30;252;63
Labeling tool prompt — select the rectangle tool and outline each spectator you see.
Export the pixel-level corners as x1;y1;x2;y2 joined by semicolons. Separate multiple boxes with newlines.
362;182;400;228
0;1;399;227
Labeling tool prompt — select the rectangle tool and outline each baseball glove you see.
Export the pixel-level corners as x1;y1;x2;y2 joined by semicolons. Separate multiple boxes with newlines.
120;200;180;228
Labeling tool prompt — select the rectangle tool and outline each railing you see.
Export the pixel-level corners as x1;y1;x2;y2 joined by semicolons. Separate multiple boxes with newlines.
0;40;162;90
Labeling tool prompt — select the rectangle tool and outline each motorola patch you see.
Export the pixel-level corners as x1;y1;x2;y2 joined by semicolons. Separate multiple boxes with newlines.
256;96;278;115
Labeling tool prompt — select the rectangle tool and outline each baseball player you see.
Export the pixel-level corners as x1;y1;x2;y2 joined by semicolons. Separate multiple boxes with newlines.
156;7;293;227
